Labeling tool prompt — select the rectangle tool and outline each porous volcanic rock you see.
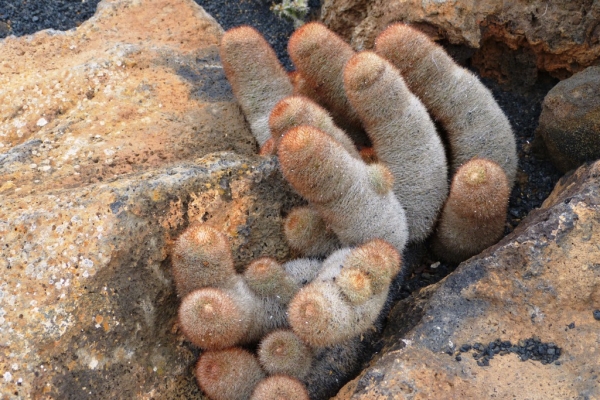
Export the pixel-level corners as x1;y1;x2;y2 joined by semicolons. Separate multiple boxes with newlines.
320;0;600;86
0;0;257;196
0;0;301;398
334;160;600;399
535;66;600;173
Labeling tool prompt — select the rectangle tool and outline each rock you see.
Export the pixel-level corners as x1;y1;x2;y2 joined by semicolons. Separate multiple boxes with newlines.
320;0;600;86
0;0;257;196
0;0;301;398
334;160;600;399
535;66;600;173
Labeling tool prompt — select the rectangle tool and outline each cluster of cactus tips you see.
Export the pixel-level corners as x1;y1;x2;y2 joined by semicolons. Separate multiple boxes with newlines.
174;20;517;400
174;225;400;399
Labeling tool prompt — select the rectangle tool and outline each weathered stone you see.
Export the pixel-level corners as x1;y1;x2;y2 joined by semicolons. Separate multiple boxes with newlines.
536;66;600;173
0;0;257;196
334;160;600;399
320;0;600;85
0;0;301;398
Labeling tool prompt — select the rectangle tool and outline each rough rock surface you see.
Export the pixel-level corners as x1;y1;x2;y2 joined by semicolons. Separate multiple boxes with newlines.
535;66;600;173
0;0;257;196
320;0;600;85
334;160;600;399
0;0;301;398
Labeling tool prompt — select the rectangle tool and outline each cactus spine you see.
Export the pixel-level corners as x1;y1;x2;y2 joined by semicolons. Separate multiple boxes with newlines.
344;51;449;242
220;26;293;148
375;23;517;186
431;158;510;262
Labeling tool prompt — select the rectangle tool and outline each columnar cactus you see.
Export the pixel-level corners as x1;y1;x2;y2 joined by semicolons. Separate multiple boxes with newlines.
431;158;510;262
344;51;449;242
195;348;265;400
288;22;363;139
269;95;360;158
176;21;522;400
375;23;517;185
288;240;401;347
220;26;293;148
174;227;321;350
278;125;409;254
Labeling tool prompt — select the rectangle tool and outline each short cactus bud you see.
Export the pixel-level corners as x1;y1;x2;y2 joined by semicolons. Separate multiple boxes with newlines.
375;24;517;186
287;282;340;347
283;206;340;258
251;375;309;400
178;288;248;350
336;268;373;305
278;125;408;253
344;51;448;242
220;26;293;147
196;348;265;400
244;257;299;303
344;239;401;294
258;330;313;379
431;158;510;263
172;225;235;297
288;22;363;139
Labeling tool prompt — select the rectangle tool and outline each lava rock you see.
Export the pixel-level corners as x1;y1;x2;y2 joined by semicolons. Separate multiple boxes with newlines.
334;160;600;399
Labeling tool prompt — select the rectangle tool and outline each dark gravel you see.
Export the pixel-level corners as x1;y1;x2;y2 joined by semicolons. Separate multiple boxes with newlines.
454;337;562;366
0;0;102;37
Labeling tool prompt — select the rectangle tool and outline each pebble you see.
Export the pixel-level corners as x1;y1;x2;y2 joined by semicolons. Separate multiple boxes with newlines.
454;337;561;366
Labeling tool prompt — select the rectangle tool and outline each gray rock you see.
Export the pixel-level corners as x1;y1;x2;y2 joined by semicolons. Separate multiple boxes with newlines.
536;66;600;172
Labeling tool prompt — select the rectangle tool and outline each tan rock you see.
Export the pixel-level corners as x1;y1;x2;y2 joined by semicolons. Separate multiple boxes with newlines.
320;0;600;83
0;0;257;196
334;160;600;399
0;0;300;398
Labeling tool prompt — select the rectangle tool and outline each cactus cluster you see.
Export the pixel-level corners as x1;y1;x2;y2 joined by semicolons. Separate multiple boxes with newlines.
173;21;518;400
173;225;400;399
220;23;516;262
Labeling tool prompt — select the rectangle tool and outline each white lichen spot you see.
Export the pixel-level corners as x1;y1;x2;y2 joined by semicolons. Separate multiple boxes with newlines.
80;258;94;268
89;358;99;370
3;371;12;382
36;117;48;127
